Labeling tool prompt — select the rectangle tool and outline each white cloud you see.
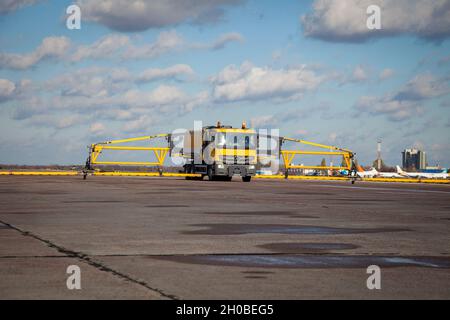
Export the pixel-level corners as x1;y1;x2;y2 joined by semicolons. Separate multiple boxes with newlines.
394;74;450;100
137;64;194;83
295;129;308;136
0;79;16;102
28;114;85;130
250;106;330;129
121;115;155;134
76;0;243;32
122;30;184;59
211;62;324;103
121;85;188;108
379;68;394;80
355;96;422;121
250;115;277;128
0;36;70;70
70;34;130;62
0;78;34;103
11;68;208;125
0;0;40;14
351;65;368;82
0;31;242;69
354;74;449;121
89;122;107;135
328;132;338;142
192;32;244;50
46;66;132;98
301;0;450;42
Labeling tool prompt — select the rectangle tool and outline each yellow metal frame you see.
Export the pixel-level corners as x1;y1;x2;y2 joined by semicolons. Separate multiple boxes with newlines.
85;130;355;177
280;137;354;171
88;134;170;167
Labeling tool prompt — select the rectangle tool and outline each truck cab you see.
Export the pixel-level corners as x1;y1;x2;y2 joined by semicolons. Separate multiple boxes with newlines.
182;122;257;182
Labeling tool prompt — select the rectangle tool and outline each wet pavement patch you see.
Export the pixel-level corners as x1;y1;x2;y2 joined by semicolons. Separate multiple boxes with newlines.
204;211;316;219
156;254;450;269
259;242;359;253
183;224;410;235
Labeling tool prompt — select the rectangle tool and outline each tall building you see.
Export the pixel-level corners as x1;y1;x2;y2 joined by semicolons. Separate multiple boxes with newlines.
402;148;427;170
376;139;382;171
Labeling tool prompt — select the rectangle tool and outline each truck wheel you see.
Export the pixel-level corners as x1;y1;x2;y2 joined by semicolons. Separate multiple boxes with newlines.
242;176;251;182
207;166;215;181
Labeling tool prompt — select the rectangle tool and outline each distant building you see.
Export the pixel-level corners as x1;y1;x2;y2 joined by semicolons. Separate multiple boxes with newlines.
402;148;427;170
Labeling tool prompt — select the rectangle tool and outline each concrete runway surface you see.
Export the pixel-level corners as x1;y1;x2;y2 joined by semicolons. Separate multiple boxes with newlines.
0;176;449;299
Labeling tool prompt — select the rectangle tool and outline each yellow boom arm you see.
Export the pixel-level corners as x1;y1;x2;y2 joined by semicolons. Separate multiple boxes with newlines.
280;137;355;172
86;134;170;169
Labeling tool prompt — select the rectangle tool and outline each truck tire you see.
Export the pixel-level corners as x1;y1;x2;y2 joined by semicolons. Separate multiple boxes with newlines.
242;176;251;182
207;166;215;181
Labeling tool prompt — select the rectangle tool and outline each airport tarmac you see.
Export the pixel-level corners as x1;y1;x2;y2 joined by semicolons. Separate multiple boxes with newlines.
0;176;449;299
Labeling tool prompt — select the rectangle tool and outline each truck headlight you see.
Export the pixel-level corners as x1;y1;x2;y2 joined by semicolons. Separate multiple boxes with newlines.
248;165;255;170
217;164;224;169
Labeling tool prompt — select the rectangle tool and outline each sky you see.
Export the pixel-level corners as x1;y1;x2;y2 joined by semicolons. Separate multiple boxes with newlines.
0;0;449;167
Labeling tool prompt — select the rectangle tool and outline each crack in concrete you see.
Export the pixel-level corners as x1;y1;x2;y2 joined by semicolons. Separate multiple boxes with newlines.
0;219;179;300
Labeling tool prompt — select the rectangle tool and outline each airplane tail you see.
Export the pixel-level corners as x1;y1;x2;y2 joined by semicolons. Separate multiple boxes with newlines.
396;165;405;174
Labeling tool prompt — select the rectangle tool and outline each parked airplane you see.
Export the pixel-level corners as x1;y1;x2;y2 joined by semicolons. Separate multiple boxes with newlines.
374;169;403;178
356;166;378;178
396;166;449;179
356;165;403;178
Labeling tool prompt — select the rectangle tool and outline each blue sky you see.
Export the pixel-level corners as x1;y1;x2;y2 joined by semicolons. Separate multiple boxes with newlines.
0;0;449;167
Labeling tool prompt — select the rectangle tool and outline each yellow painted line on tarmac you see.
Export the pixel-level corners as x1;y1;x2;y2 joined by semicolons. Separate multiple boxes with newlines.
0;171;79;176
92;171;201;177
288;176;349;181
1;171;448;184
420;179;450;184
162;173;202;177
364;177;450;184
255;175;348;181
254;175;286;179
363;177;418;183
255;175;450;184
93;171;160;177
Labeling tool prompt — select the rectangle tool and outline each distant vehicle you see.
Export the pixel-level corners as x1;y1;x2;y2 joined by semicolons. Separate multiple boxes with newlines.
396;166;449;179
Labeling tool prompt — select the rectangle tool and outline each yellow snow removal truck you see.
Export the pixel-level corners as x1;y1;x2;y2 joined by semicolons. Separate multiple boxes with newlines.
181;121;257;182
84;121;356;182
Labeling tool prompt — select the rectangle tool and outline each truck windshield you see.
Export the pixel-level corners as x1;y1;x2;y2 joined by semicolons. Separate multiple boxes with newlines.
216;133;256;149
